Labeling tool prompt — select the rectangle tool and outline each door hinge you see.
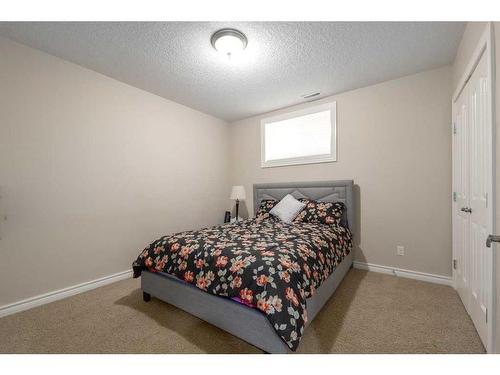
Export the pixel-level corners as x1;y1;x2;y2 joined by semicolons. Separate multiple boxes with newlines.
485;192;488;208
486;308;488;323
453;192;457;202
453;123;457;135
453;259;457;270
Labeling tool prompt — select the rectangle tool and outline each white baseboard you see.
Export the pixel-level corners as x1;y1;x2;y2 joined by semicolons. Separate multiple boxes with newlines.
0;262;452;318
0;269;132;318
353;261;453;286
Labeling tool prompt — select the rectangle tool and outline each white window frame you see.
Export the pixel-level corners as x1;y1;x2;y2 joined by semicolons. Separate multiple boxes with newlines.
260;101;337;168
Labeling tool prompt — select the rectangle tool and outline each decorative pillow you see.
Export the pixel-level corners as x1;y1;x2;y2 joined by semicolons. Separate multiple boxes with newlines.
294;199;345;225
269;194;306;223
255;199;278;220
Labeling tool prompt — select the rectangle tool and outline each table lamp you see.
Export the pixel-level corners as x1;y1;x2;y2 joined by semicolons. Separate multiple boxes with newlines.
230;185;246;221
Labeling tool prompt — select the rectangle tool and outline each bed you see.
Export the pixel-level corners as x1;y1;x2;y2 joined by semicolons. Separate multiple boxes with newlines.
133;180;354;353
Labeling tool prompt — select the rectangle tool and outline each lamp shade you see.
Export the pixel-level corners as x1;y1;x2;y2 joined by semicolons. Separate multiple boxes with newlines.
230;185;246;200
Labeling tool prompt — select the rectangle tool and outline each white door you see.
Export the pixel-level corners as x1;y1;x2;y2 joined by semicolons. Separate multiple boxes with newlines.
453;82;470;309
453;49;493;350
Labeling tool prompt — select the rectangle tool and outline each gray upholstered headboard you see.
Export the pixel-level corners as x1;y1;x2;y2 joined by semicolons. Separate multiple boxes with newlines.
253;180;354;232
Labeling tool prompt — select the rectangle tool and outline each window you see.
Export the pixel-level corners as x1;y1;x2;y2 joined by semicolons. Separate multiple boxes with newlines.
261;102;337;168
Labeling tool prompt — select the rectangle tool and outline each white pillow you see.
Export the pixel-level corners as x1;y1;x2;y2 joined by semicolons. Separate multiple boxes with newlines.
270;194;306;223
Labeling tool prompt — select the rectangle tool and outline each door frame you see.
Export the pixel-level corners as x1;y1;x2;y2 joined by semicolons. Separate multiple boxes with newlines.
452;22;496;353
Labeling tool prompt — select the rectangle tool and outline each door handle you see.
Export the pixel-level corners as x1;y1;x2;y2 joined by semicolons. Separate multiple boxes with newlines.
460;207;472;213
486;235;500;247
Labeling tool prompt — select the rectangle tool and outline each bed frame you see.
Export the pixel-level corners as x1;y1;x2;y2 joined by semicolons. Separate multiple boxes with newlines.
141;180;355;353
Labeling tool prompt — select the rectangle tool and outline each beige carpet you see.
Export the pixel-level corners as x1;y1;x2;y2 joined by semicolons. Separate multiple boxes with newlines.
0;269;485;354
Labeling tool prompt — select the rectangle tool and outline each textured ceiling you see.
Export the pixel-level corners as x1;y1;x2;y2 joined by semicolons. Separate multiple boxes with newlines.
0;22;465;121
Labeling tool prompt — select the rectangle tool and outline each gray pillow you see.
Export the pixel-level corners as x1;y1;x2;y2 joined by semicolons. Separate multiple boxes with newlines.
270;194;306;223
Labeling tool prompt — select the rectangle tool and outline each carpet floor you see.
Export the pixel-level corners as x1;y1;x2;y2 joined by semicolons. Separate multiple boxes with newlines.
0;269;485;354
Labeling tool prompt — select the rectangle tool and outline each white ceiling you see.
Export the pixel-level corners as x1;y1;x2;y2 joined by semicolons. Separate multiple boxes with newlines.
0;22;465;121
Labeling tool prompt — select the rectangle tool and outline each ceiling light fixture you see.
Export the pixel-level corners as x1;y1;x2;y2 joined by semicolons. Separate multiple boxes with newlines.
211;28;247;59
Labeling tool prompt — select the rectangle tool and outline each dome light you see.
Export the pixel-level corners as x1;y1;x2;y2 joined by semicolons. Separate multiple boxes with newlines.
211;28;247;59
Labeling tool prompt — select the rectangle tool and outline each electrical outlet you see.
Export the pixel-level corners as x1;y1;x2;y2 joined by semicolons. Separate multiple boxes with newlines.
397;246;405;256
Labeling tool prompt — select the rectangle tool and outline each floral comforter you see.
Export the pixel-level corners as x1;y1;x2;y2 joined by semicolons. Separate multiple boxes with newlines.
132;217;352;351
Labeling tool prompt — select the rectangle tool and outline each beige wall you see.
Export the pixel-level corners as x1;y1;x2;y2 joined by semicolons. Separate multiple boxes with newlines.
229;66;453;277
452;22;488;90
0;37;230;306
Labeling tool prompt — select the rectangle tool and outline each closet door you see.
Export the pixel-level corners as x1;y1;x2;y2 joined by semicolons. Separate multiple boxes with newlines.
453;79;470;310
467;51;491;344
452;49;492;350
